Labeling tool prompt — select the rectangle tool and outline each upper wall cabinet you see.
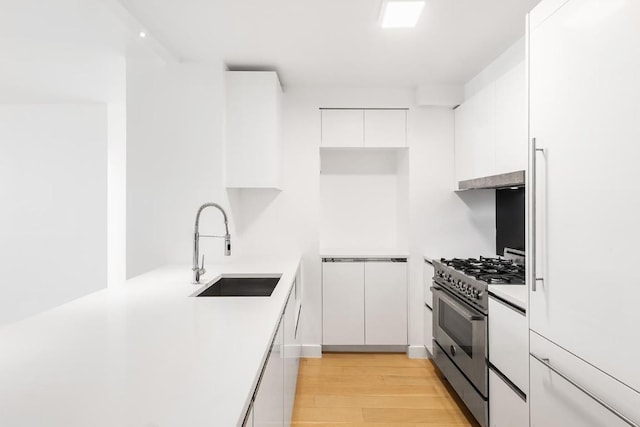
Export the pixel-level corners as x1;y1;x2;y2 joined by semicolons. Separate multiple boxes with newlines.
454;62;527;185
321;108;407;148
226;71;282;189
454;84;496;182
494;62;527;175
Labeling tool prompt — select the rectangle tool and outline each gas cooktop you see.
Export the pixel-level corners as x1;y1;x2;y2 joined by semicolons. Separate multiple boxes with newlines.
440;257;525;284
432;256;526;312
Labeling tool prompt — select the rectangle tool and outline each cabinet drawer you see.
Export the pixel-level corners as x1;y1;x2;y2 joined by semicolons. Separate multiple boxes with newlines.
424;261;434;308
489;369;527;427
488;296;528;394
530;332;640;426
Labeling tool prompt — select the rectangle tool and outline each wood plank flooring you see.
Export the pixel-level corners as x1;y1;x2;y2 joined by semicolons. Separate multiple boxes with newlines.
292;353;481;427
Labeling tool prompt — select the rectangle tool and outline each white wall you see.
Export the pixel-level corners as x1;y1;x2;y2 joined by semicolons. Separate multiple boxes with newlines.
319;149;409;250
464;38;525;100
0;105;108;325
126;59;227;278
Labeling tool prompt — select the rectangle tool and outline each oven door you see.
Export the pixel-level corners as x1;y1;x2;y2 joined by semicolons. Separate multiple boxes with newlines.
432;285;487;395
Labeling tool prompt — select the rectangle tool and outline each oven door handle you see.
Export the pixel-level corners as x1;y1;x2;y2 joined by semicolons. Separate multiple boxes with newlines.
431;287;484;321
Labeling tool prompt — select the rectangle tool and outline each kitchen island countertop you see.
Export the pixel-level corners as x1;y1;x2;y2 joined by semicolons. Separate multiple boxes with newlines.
0;255;301;427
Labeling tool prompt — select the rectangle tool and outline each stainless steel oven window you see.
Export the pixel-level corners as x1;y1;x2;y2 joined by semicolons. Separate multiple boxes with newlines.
439;299;474;357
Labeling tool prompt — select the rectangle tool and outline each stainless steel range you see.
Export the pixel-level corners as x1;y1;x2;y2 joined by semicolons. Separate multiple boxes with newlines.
431;254;524;427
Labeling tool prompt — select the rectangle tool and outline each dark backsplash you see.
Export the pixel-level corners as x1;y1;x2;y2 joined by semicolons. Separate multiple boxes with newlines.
496;187;525;255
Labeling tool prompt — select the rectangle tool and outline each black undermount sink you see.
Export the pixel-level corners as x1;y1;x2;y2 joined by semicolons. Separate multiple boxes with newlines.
197;276;281;297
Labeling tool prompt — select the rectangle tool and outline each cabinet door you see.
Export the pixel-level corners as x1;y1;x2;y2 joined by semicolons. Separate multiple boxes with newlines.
364;109;407;147
322;262;365;345
454;84;496;182
254;318;284;427
489;369;528;427
454;103;474;182
495;62;527;175
364;262;407;345
226;71;282;189
424;304;433;356
529;0;640;392
321;109;364;147
488;297;528;394
283;289;299;427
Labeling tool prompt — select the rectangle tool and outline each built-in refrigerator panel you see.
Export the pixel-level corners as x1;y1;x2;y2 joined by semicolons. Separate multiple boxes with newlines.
528;0;640;421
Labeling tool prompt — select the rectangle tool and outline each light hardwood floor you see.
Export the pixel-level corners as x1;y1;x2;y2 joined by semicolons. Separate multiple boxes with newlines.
292;353;481;427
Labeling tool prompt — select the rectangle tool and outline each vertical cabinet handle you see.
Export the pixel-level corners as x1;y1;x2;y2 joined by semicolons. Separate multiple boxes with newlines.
531;137;545;292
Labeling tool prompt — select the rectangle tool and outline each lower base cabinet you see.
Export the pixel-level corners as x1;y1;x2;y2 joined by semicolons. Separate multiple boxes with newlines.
322;260;407;346
530;356;633;427
489;369;528;427
283;287;301;427
423;303;433;356
246;284;301;427
253;317;284;427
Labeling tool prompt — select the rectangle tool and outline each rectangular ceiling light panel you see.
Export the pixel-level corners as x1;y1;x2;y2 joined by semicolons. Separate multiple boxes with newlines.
380;0;426;28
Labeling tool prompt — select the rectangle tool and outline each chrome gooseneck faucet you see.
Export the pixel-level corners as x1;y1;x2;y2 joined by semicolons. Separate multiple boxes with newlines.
192;203;231;284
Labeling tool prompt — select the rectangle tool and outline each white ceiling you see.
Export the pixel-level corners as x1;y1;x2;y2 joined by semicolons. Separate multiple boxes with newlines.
120;0;541;88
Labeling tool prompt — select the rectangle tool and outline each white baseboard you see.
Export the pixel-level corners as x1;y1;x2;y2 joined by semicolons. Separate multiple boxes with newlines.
407;345;428;359
301;344;322;358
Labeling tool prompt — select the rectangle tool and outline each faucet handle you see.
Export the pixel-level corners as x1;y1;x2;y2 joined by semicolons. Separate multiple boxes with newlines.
200;254;206;275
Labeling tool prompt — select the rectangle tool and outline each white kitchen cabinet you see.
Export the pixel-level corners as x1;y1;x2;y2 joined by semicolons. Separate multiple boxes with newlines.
489;369;528;427
423;261;434;356
283;288;300;427
454;60;527;185
454;83;496;183
528;332;640;426
364;109;407;147
494;62;527;175
364;262;407;345
253;316;284;427
530;355;631;427
488;296;528;394
423;260;434;308
423;303;433;356
528;0;640;397
322;260;407;346
321;109;408;148
322;262;365;345
321;109;364;147
226;71;282;189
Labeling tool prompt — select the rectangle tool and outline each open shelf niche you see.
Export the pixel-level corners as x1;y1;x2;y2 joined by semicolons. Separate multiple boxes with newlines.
319;147;409;252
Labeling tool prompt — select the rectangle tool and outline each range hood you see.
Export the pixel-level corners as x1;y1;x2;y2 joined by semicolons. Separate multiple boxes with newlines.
457;170;525;191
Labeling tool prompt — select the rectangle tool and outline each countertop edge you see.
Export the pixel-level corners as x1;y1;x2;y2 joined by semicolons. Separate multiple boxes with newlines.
488;284;527;311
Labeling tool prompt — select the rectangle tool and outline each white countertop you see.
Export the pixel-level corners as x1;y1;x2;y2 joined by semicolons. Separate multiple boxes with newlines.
489;284;527;311
320;248;409;258
0;255;300;427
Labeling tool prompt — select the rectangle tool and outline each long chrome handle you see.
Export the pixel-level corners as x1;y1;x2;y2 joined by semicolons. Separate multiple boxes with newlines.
531;137;545;292
531;353;639;427
432;288;484;321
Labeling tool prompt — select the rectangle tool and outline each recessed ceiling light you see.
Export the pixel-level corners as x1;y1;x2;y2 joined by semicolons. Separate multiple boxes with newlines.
139;31;147;38
379;0;426;29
